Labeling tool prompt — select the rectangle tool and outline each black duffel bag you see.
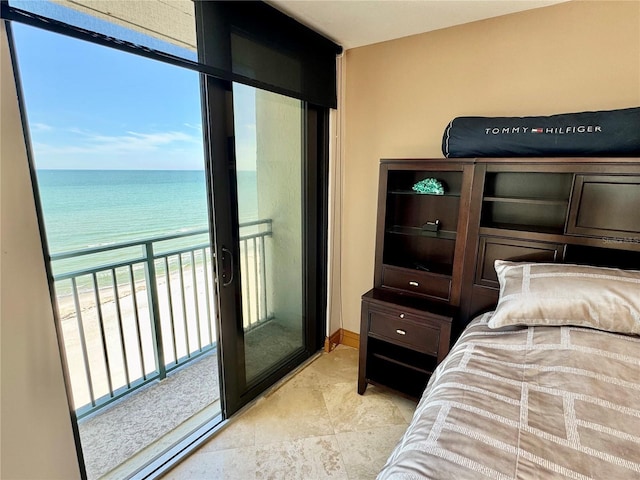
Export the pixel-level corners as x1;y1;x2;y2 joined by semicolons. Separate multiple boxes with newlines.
442;106;640;158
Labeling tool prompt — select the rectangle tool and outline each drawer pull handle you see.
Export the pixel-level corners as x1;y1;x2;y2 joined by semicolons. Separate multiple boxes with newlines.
408;281;419;287
399;313;405;319
396;329;407;335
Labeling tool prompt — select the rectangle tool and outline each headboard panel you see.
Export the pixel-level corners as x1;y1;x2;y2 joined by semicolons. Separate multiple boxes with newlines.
460;158;640;325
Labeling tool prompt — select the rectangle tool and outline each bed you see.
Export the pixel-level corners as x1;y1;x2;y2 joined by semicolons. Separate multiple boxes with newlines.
378;261;640;479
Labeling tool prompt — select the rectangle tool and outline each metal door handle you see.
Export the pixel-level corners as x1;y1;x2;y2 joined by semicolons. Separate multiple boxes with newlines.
221;247;234;287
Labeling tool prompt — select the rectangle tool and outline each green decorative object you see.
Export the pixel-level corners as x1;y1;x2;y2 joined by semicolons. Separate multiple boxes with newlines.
412;178;444;195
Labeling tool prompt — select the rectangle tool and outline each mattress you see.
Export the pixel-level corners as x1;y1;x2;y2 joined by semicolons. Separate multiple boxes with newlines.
378;313;640;479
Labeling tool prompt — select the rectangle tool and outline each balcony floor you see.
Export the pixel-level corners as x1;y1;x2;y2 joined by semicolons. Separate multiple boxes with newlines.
79;319;301;479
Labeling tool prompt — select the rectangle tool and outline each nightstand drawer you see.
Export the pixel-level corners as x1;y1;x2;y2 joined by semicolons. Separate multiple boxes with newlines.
381;265;451;301
369;311;440;356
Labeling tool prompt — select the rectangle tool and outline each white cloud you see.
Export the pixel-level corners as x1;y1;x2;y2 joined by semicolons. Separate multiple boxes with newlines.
31;122;53;132
31;128;207;169
183;123;202;131
36;129;199;156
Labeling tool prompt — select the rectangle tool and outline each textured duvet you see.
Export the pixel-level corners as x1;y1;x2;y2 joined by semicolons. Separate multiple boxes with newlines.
378;314;640;479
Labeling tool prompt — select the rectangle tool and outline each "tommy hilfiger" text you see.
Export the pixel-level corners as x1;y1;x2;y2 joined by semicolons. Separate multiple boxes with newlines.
485;126;602;135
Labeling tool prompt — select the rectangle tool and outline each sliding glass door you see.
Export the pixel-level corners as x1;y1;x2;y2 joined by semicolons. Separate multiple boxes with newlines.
205;77;326;415
7;0;331;474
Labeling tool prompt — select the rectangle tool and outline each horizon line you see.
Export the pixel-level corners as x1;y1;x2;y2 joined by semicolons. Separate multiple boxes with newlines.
36;168;258;172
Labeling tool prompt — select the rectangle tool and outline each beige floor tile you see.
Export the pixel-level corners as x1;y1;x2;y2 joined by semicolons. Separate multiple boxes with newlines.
163;445;256;480
323;383;408;433
286;346;359;390
255;435;348;480
199;416;256;453
390;395;418;424
248;382;335;445
160;344;413;479
335;425;408;479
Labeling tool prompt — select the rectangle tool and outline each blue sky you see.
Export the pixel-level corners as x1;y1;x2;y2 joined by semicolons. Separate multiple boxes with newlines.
12;18;257;170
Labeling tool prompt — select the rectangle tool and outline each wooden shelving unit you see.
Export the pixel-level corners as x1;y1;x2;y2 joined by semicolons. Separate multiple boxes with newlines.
358;160;473;397
359;157;640;399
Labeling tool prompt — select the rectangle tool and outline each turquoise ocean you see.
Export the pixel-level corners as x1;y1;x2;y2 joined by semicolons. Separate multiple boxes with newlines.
36;169;258;280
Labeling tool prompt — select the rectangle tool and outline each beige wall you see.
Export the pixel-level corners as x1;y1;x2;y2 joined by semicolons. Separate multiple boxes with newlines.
0;23;81;480
340;0;640;333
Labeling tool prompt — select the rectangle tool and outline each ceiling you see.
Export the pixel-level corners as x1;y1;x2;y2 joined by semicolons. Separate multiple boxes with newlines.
269;0;568;50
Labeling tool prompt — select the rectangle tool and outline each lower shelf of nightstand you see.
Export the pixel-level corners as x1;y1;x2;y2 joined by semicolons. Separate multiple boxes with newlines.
371;352;432;375
365;337;437;398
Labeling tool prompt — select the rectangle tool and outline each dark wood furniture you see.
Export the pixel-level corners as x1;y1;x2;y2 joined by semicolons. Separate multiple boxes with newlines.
373;160;475;305
463;158;640;323
358;289;453;397
358;157;640;398
358;160;474;397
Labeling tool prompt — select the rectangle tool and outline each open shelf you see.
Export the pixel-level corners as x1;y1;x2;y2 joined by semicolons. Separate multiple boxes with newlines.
387;171;464;197
389;190;461;198
366;337;437;398
481;171;571;232
382;169;460;280
480;223;565;236
484;171;573;200
370;352;433;375
382;260;453;276
387;225;457;240
383;234;455;275
483;196;568;206
481;201;568;233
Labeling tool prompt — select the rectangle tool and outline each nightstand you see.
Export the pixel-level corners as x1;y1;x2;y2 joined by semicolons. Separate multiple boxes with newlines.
358;288;454;398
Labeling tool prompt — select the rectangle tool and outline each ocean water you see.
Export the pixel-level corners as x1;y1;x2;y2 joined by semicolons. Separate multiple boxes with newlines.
36;169;258;277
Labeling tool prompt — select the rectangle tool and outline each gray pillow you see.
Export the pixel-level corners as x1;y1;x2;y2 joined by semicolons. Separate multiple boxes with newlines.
488;260;640;335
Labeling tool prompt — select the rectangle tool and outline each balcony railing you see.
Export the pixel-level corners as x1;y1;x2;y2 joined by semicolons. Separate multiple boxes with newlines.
51;220;272;418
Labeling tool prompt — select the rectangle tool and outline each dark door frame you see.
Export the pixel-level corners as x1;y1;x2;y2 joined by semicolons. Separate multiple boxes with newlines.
202;75;329;417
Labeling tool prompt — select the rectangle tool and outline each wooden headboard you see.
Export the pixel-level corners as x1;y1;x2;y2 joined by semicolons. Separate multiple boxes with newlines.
459;157;640;324
370;157;640;339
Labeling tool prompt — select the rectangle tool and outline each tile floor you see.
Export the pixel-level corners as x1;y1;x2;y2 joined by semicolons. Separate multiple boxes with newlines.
162;345;417;479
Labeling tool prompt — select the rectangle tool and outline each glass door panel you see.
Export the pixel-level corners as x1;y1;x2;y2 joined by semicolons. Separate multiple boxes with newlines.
12;23;221;479
232;84;305;385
